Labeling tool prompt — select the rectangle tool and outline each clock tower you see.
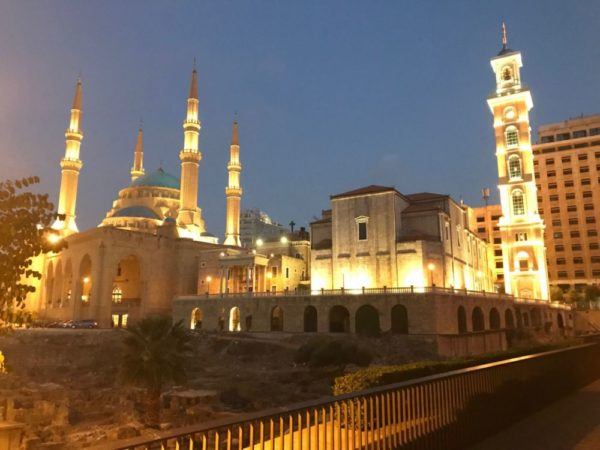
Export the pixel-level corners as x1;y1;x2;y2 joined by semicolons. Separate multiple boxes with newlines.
487;23;549;300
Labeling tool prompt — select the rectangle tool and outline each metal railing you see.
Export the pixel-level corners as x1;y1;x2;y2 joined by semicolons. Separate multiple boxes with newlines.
193;286;563;308
101;343;599;450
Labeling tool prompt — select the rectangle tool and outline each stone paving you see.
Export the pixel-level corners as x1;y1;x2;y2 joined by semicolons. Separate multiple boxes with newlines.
470;379;600;450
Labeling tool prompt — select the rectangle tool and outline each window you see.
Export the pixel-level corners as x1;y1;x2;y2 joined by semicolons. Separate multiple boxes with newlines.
508;155;522;178
358;221;367;241
573;130;587;138
557;133;571;141
578;154;588;161
562;156;571;163
573;257;584;264
565;181;574;188
477;227;485;233
567;205;577;212
495;261;503;269
566;193;575;200
575;270;585;278
556;258;566;265
519;259;529;271
494;238;502;244
591;128;600;136
285;267;289;279
569;218;579;225
516;232;528;241
588;230;598;237
272;267;278;277
541;135;555;143
580;166;590;173
558;271;568;278
494;249;502;257
555;245;565;252
570;231;580;238
505;127;519;147
112;286;122;303
551;207;560;214
552;219;561;226
545;157;555;165
563;168;572;175
592;256;600;264
492;215;501;221
590;243;599;250
585;204;594;211
547;170;556;177
477;216;484;222
553;232;563;239
512;190;525;215
586;217;596;224
549;194;559;201
549;183;558;189
572;244;582;251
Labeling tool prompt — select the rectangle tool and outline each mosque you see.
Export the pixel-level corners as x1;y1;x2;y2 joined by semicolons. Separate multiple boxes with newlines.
26;67;280;328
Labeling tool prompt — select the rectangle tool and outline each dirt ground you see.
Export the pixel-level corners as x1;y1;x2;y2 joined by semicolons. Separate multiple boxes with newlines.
0;329;436;448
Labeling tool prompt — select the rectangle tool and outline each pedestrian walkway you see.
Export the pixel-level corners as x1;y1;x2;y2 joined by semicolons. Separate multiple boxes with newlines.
470;379;600;450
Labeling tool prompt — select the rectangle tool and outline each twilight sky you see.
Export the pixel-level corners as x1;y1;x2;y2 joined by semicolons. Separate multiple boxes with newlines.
1;1;600;235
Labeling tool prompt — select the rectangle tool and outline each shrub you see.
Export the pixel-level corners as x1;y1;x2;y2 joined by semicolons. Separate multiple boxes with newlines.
294;337;373;369
333;341;579;395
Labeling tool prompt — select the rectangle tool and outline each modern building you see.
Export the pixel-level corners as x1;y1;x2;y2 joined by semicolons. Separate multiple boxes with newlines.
310;186;495;292
476;116;600;293
239;208;287;248
485;24;549;300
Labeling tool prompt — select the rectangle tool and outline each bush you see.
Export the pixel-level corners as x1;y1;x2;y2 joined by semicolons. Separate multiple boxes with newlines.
294;337;373;369
333;341;579;395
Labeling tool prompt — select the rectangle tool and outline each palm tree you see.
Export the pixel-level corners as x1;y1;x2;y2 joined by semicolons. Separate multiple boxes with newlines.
121;315;192;427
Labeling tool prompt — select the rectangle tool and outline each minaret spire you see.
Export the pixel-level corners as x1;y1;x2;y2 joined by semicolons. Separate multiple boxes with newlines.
53;77;84;235
130;122;145;181
224;119;242;246
176;63;206;239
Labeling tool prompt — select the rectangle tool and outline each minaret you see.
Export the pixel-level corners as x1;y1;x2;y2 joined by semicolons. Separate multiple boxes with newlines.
176;64;206;237
224;120;242;246
130;124;145;181
487;23;549;300
53;77;84;235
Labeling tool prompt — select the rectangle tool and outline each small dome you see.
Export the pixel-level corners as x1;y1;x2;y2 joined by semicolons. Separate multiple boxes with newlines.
112;206;160;219
163;217;176;224
130;168;180;189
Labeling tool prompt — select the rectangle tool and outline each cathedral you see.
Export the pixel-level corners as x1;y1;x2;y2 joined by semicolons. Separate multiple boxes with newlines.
26;67;266;328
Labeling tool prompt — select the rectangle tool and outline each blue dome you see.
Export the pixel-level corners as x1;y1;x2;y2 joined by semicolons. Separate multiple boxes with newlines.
130;168;180;189
112;206;161;219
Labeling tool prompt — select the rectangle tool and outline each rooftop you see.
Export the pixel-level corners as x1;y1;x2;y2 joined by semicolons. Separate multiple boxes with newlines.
331;185;399;200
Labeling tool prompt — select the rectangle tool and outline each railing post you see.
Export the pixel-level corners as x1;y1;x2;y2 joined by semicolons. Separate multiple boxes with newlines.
410;285;414;294
362;286;365;295
321;288;324;296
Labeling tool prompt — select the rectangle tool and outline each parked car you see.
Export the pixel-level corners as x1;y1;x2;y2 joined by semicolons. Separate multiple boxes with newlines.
71;319;99;329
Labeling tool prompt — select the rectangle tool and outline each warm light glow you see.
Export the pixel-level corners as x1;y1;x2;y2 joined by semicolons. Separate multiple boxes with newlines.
280;236;288;244
427;263;435;271
47;233;61;245
83;276;90;284
256;238;264;247
220;252;226;257
206;276;212;282
266;272;273;279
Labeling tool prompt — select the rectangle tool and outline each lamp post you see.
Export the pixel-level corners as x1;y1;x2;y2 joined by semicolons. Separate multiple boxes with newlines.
427;263;435;287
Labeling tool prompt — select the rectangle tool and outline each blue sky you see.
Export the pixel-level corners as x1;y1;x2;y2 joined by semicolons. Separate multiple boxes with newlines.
1;1;599;234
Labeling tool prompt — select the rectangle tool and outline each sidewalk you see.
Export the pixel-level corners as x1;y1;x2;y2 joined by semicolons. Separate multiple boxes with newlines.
469;379;600;450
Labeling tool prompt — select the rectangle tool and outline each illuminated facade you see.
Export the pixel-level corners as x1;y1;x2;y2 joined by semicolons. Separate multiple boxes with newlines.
239;208;287;248
310;186;494;291
224;121;242;246
486;25;549;300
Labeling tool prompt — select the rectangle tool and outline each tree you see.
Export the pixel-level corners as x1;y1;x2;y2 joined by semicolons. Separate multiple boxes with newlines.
549;286;564;302
121;315;192;427
0;177;61;325
564;288;583;304
584;285;600;303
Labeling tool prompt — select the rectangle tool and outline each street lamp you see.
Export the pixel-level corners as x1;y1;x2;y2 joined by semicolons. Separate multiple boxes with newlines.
427;263;435;286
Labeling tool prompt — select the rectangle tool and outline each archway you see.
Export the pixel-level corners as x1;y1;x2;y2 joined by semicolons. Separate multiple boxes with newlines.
522;312;530;327
53;261;63;307
489;308;501;330
45;261;54;308
530;308;542;327
245;315;253;331
355;305;380;336
112;255;141;303
303;306;318;332
329;305;350;333
78;255;92;304
190;308;203;330
457;306;467;334
472;307;485;332
391;304;408;334
505;309;515;329
557;313;565;329
271;306;284;331
229;307;241;332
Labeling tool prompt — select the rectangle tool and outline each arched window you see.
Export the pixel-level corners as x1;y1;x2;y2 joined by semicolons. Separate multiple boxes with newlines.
391;305;409;334
229;307;241;332
303;306;318;332
505;126;519;147
191;308;203;330
271;306;284;331
329;306;350;333
472;307;485;332
111;286;123;303
502;66;512;81
517;251;530;271
512;190;525;216
508;155;522;179
489;308;501;330
355;305;380;336
505;309;515;329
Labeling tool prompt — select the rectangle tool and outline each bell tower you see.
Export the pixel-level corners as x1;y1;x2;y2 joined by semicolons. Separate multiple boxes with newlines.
487;23;549;300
